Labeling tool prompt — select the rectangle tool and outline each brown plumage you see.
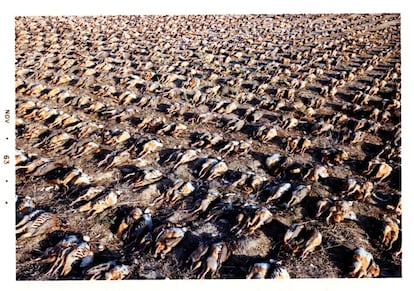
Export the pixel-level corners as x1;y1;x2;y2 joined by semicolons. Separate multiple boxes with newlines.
154;227;186;258
348;248;380;278
365;159;393;183
382;216;400;250
16;210;61;241
78;192;118;217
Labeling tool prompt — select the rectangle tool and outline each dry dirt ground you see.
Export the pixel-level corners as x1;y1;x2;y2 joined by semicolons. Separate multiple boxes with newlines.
15;14;401;280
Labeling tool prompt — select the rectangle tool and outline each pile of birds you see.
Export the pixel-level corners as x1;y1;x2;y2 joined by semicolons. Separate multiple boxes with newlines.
15;14;401;280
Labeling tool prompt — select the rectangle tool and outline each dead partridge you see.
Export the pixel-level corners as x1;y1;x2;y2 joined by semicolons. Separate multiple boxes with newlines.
246;207;273;234
365;159;392;183
154;227;187;258
232;205;273;236
218;140;246;156
198;158;219;179
34;235;80;266
71;141;100;159
15;157;50;174
205;161;228;180
265;153;285;175
268;261;290;279
315;198;332;218
346;181;374;201
190;132;223;149
104;264;130;280
85;261;115;280
245;174;268;195
283;223;305;249
70;185;106;207
136;139;163;159
116;207;143;238
303;164;329;182
188;189;220;216
348;248;380;278
157;122;187;137
258;125;278;143
265;182;292;204
188;243;210;273
384;194;402;216
85;261;130;280
78;192;118;217
15;149;30;166
60;242;94;277
45;238;94;278
198;243;222;279
382;216;400;251
172;149;201;170
283;224;322;259
301;229;322;259
104;151;131;171
105;130;131;146
16;195;35;217
224;118;246;133
247;260;290;279
16;210;60;241
122;209;153;250
198;242;231;279
246;262;271;279
285;185;311;209
325;200;357;224
286;136;311;154
131;169;163;188
213;242;231;272
152;178;184;206
168;180;195;204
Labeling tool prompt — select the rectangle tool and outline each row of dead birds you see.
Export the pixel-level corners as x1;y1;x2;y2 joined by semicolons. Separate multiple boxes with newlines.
15;98;399;200
16;192;398;279
15;85;400;187
16;141;401;256
15;49;401;162
16;136;399;210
